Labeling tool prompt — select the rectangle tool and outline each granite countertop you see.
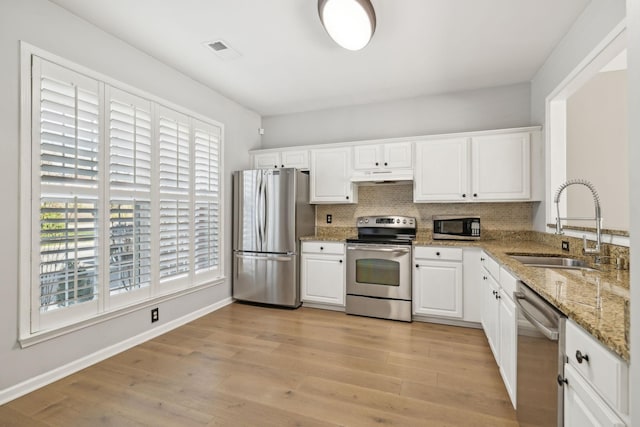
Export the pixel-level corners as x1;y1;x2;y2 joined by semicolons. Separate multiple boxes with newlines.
302;231;630;361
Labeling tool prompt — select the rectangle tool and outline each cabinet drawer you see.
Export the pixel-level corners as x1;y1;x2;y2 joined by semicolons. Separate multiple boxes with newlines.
499;267;518;300
302;241;345;255
414;246;462;261
480;252;500;279
565;320;629;414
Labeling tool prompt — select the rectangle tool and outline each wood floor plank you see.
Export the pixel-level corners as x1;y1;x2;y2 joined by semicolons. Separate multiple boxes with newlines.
0;304;517;426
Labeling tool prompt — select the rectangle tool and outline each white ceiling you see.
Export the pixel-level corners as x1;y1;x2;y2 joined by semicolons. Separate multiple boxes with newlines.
49;0;590;116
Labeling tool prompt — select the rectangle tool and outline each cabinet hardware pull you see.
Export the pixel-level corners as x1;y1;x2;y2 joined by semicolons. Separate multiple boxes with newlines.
462;194;466;198
481;257;485;261
492;290;497;295
281;164;284;167
346;196;349;200
473;193;478;197
483;276;488;280
375;162;379;166
339;259;342;263
320;247;324;250
557;375;568;386
384;162;388;166
575;350;589;364
436;252;441;256
416;264;419;268
274;165;278;168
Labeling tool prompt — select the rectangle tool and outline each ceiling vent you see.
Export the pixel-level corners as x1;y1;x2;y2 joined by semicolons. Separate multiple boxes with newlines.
204;39;241;60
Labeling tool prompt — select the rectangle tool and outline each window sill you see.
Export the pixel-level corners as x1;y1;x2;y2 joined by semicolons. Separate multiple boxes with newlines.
19;277;225;348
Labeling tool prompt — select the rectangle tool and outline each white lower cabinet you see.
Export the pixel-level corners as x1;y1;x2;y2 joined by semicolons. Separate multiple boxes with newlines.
413;247;463;319
564;365;625;427
480;252;517;408
498;287;517;406
564;319;629;426
301;242;345;308
480;268;500;360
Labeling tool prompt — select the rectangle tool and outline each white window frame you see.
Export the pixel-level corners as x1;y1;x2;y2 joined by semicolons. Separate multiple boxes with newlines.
19;42;225;346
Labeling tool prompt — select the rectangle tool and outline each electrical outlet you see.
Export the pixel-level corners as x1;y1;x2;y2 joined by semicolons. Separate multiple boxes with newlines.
326;214;332;224
151;308;159;323
562;241;570;252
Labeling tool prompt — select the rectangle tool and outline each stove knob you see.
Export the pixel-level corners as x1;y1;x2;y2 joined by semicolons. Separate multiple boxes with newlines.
396;219;400;223
402;219;406;224
365;218;369;223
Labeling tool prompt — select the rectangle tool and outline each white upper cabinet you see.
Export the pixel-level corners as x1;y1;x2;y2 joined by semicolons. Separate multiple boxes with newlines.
414;132;531;202
310;147;357;204
471;133;530;200
414;138;469;202
253;149;309;170
353;142;413;170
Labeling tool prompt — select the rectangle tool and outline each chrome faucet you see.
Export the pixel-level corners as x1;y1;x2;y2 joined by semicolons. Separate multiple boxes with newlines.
553;179;602;255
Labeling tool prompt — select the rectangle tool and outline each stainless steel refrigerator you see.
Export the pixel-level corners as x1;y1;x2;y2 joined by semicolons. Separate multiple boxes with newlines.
232;168;315;307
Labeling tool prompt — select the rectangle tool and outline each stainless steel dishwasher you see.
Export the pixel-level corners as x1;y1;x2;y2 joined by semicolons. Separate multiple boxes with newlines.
514;282;566;426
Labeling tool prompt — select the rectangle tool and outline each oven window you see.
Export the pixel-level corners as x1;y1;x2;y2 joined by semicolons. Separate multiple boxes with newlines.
355;259;400;286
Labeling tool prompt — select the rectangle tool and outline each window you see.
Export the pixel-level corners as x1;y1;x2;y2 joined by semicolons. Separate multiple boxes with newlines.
24;52;223;337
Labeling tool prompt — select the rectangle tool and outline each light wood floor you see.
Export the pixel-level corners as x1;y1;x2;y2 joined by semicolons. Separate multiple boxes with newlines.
1;304;518;426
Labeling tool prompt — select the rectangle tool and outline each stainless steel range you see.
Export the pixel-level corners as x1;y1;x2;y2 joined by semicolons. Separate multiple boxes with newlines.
346;215;416;322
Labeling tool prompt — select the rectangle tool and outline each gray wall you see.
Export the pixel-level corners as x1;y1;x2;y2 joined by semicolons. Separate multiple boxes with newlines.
627;0;640;422
261;83;531;148
567;70;628;230
529;0;626;231
0;0;259;393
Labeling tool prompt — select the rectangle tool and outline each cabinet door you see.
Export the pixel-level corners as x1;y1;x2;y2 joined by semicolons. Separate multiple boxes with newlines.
499;290;517;408
481;271;500;363
414;138;469;202
383;142;413;169
301;254;345;306
471;132;530;200
254;152;281;169
353;144;381;170
310;147;355;203
413;260;463;318
281;150;309;170
564;365;625;427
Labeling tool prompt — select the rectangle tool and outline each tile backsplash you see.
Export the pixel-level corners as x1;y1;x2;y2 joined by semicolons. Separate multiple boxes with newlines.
316;183;535;231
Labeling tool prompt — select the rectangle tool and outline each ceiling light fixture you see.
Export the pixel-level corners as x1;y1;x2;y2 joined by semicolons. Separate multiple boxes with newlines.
318;0;376;51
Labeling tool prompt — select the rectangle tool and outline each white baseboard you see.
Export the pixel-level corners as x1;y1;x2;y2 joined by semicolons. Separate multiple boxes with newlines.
0;297;233;405
412;315;482;329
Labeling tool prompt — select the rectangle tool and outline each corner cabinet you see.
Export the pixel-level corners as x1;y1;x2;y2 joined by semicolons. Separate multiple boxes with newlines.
414;131;531;202
301;241;346;309
310;147;357;204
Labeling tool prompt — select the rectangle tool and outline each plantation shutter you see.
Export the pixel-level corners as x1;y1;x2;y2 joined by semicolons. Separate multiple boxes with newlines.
157;107;191;283
107;88;152;304
193;120;221;277
33;57;102;330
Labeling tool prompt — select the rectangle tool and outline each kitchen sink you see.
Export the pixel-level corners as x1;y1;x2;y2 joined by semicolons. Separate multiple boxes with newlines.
508;254;598;271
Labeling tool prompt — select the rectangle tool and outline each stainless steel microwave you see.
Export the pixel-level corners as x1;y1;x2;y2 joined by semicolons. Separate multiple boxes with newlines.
433;215;481;240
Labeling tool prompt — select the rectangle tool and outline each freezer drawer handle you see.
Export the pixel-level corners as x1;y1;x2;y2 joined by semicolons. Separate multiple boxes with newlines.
514;291;559;341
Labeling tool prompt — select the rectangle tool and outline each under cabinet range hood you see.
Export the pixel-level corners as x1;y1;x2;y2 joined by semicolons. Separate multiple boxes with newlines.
350;169;413;183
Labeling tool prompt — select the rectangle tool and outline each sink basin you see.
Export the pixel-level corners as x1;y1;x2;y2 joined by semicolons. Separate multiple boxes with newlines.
509;254;598;271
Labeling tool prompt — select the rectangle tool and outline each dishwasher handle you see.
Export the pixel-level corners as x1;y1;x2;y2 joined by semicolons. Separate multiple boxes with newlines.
514;291;559;341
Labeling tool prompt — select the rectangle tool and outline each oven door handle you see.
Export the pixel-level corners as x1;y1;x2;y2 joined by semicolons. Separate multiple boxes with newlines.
347;245;411;253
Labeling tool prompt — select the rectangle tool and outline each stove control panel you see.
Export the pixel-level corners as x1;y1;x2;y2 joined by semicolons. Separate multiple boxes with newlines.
356;216;416;229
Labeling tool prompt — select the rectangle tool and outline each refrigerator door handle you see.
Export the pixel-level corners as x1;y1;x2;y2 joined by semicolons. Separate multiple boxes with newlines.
234;253;294;262
263;176;269;246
